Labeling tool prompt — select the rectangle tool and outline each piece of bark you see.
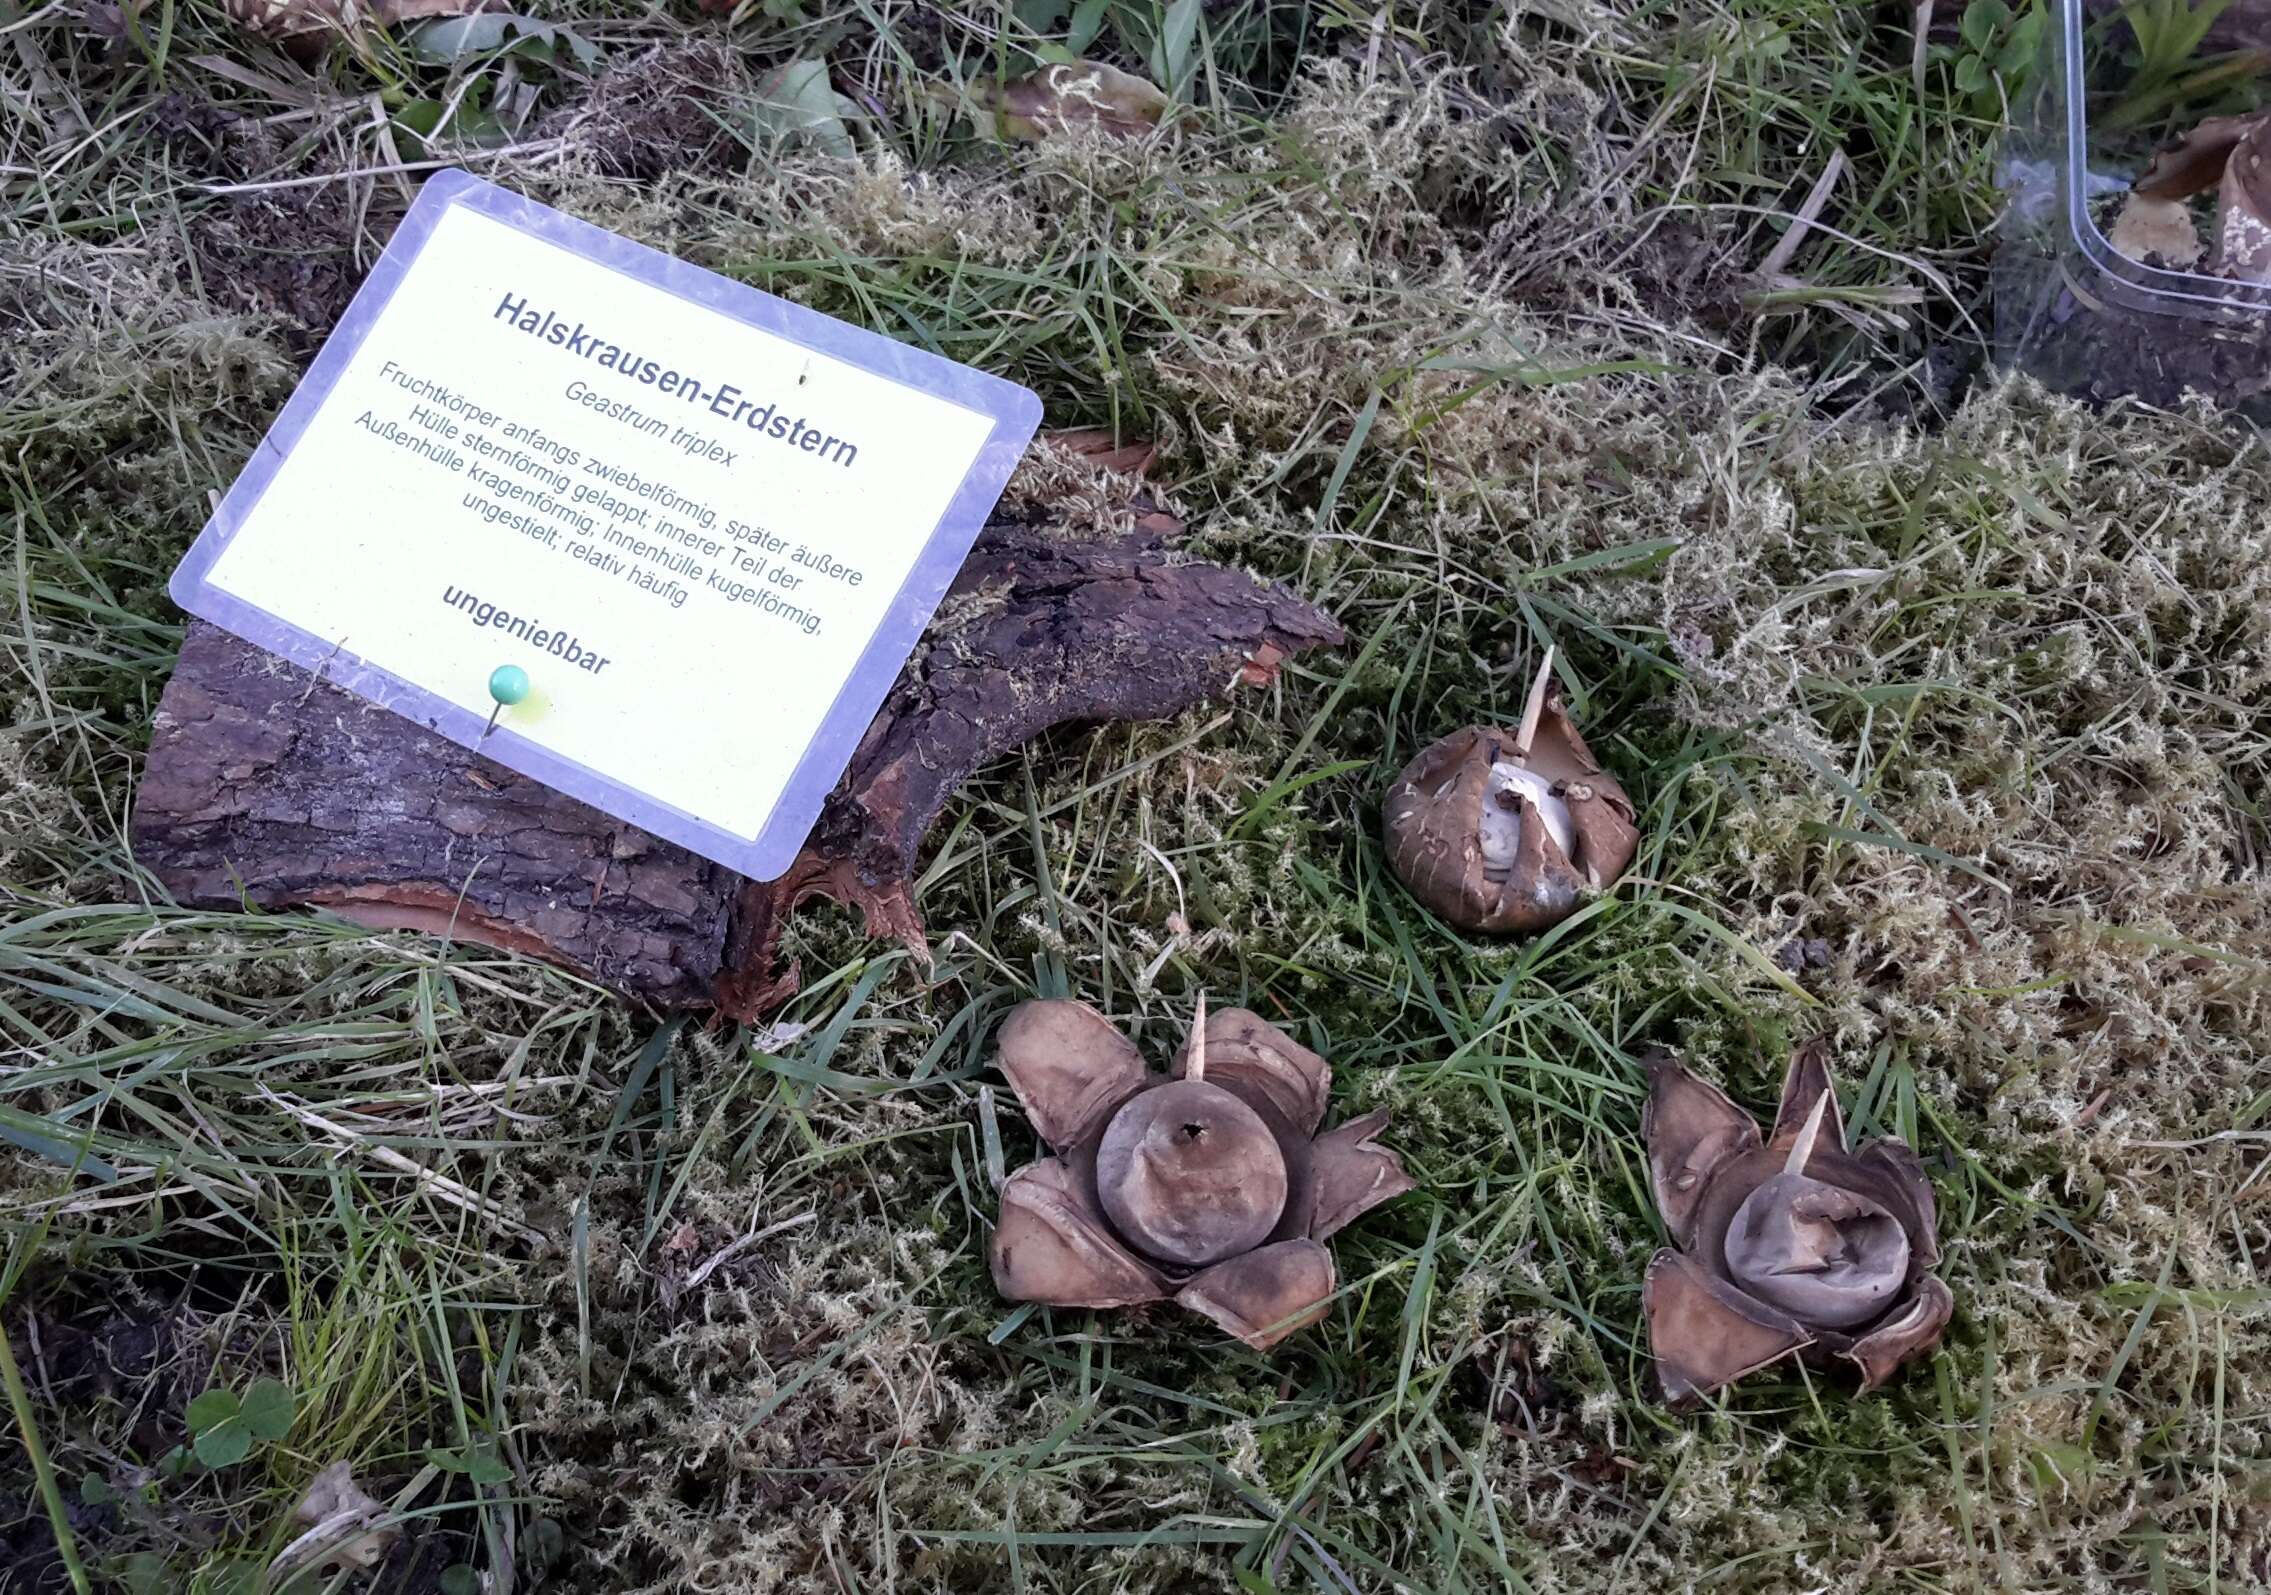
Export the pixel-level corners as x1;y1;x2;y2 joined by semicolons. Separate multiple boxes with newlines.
712;512;1343;1013
134;485;1343;1016
135;619;742;1007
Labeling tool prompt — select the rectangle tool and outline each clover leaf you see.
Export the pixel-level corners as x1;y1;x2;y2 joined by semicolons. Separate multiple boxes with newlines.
187;1377;296;1468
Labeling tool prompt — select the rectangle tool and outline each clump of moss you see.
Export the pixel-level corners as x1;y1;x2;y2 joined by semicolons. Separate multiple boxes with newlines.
6;11;2267;1594
472;62;2264;1584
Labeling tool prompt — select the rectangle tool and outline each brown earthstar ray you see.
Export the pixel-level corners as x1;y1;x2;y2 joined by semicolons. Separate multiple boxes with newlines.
988;998;1411;1351
1768;1039;1844;1152
1640;1046;1951;1404
1640;1048;1758;1251
2134;111;2271;201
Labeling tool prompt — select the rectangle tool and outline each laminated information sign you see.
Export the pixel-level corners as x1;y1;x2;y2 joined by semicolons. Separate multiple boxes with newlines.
170;170;1040;880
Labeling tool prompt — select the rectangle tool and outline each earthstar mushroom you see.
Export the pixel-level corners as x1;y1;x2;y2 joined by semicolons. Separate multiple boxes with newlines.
1383;650;1640;933
1641;1044;1952;1404
990;997;1413;1349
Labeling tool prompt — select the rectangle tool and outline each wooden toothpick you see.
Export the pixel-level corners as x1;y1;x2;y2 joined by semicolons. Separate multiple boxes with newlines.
1785;1090;1831;1176
1514;644;1557;759
1188;990;1208;1083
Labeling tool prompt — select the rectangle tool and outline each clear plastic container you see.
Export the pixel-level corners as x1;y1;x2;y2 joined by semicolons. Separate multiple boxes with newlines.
1997;0;2271;417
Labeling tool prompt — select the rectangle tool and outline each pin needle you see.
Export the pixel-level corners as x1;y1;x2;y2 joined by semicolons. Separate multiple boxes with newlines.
482;665;530;743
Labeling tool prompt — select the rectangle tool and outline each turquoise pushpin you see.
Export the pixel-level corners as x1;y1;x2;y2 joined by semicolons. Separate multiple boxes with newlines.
481;665;530;741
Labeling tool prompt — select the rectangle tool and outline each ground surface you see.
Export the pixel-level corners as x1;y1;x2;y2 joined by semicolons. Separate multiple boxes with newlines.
3;3;2269;1593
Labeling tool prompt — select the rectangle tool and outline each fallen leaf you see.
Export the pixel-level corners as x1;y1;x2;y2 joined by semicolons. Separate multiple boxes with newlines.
222;0;490;40
2108;193;2204;269
983;61;1169;142
753;58;859;160
1045;427;1158;478
296;1461;382;1528
281;1461;397;1573
2133;111;2271;200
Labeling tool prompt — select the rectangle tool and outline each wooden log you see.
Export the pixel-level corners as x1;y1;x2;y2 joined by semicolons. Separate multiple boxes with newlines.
134;619;743;1007
134;478;1343;1016
713;511;1345;1014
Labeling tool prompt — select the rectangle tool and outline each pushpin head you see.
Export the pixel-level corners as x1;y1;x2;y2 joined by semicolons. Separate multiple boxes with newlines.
488;665;531;706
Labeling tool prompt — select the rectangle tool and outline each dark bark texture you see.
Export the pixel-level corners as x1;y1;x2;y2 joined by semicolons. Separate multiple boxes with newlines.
135;493;1343;1016
135;619;741;1007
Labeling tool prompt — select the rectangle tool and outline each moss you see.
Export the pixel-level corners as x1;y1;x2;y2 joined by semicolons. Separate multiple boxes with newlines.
5;12;2270;1595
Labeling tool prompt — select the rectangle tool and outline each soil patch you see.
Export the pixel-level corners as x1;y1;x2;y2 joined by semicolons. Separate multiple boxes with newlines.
2009;284;2271;419
185;173;389;356
146;97;398;353
536;40;754;182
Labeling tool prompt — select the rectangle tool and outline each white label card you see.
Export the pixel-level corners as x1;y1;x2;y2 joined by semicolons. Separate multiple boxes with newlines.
171;171;1041;880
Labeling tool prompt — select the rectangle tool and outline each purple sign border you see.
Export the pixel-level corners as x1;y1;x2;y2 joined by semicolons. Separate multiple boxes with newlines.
169;168;1041;883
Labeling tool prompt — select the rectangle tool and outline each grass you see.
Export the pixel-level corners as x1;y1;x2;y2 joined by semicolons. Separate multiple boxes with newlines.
4;0;2270;1591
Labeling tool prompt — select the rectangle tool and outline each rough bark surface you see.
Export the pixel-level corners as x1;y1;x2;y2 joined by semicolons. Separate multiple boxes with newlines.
135;491;1343;1016
713;512;1345;1013
136;620;740;1007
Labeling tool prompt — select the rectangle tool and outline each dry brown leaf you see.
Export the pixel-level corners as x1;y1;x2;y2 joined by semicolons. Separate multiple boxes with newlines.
2133;111;2271;200
222;0;487;41
983;61;1169;142
1045;426;1159;478
2107;194;2204;270
275;1461;397;1578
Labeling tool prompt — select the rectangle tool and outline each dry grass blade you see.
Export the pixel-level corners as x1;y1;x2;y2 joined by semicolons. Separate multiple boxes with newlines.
1757;149;1849;279
259;1091;550;1248
1;3;2264;1590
